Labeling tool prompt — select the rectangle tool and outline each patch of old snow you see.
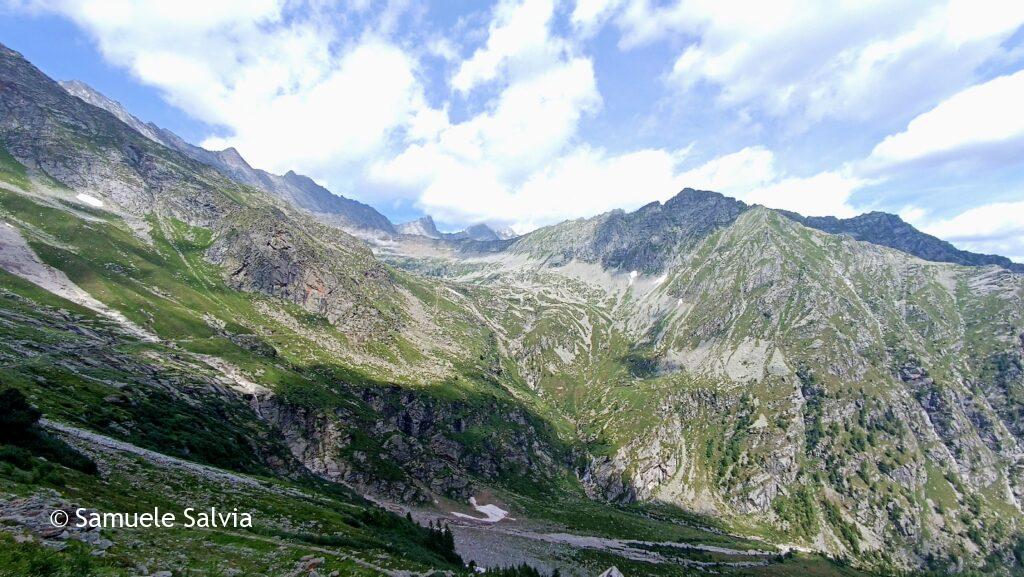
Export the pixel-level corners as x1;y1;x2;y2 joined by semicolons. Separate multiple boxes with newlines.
652;273;667;286
628;270;638;286
75;193;104;208
452;497;509;523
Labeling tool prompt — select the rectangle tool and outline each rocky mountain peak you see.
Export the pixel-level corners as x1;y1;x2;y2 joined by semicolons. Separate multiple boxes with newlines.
217;146;250;169
396;218;517;242
59;79;169;146
590;187;750;273
449;223;502;241
281;170;321;191
396;215;442;238
781;208;1024;273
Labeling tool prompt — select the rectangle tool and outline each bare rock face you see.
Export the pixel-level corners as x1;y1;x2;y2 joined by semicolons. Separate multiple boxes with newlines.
260;386;569;503
597;566;624;577
426;203;1024;571
784;210;1024;273
396;216;443;239
580;455;636;504
0;491;112;554
207;208;400;339
509;188;750;274
0;46;235;223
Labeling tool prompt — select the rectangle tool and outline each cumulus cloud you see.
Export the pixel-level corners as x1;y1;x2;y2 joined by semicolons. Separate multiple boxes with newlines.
917;201;1024;262
570;0;621;36
674;147;868;218
373;1;870;231
744;171;868;218
22;0;429;178
371;0;606;229
588;0;1024;123
380;139;868;230
373;54;601;185
673;147;775;196
865;69;1024;171
416;146;691;232
452;0;565;94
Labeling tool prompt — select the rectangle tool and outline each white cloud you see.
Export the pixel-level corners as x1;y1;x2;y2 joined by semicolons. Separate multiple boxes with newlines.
899;205;928;225
24;0;429;177
371;0;604;228
920;200;1024;262
570;0;623;35
417;146;691;231
744;171;867;218
452;0;564;94
372;0;884;233
202;38;424;172
426;37;459;62
866;69;1024;170
674;146;776;195
379;138;869;230
673;147;867;217
375;55;600;183
592;0;1024;123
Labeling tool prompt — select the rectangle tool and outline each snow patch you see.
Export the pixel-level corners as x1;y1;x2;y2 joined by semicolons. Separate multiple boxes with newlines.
652;273;667;286
75;193;104;208
452;497;509;523
628;270;638;286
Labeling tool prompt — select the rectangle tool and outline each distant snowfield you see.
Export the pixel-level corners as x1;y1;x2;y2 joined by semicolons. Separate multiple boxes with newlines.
452;497;509;523
75;192;104;207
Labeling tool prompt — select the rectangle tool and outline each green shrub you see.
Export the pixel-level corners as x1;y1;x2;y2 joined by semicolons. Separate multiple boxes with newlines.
0;387;42;440
0;388;96;474
0;532;110;576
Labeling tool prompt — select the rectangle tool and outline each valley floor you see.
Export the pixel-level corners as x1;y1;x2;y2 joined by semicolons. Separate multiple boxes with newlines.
1;418;875;577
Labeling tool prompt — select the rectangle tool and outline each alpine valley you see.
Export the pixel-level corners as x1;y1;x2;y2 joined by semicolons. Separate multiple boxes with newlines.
0;42;1022;577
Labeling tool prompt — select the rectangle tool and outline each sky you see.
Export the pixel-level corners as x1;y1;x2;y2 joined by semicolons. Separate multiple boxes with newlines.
2;0;1024;261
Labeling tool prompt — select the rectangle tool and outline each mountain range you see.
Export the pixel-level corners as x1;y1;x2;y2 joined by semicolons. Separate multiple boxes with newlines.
1;42;1023;577
62;78;1015;274
63;79;517;245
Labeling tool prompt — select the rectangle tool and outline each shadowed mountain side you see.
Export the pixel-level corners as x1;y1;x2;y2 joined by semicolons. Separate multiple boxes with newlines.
781;209;1024;273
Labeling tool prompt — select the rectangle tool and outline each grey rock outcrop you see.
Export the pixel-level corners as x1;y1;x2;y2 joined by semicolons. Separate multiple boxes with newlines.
782;210;1024;273
397;215;443;238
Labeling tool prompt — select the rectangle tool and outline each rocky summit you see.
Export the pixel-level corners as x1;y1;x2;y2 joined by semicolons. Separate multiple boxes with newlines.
0;42;1022;577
